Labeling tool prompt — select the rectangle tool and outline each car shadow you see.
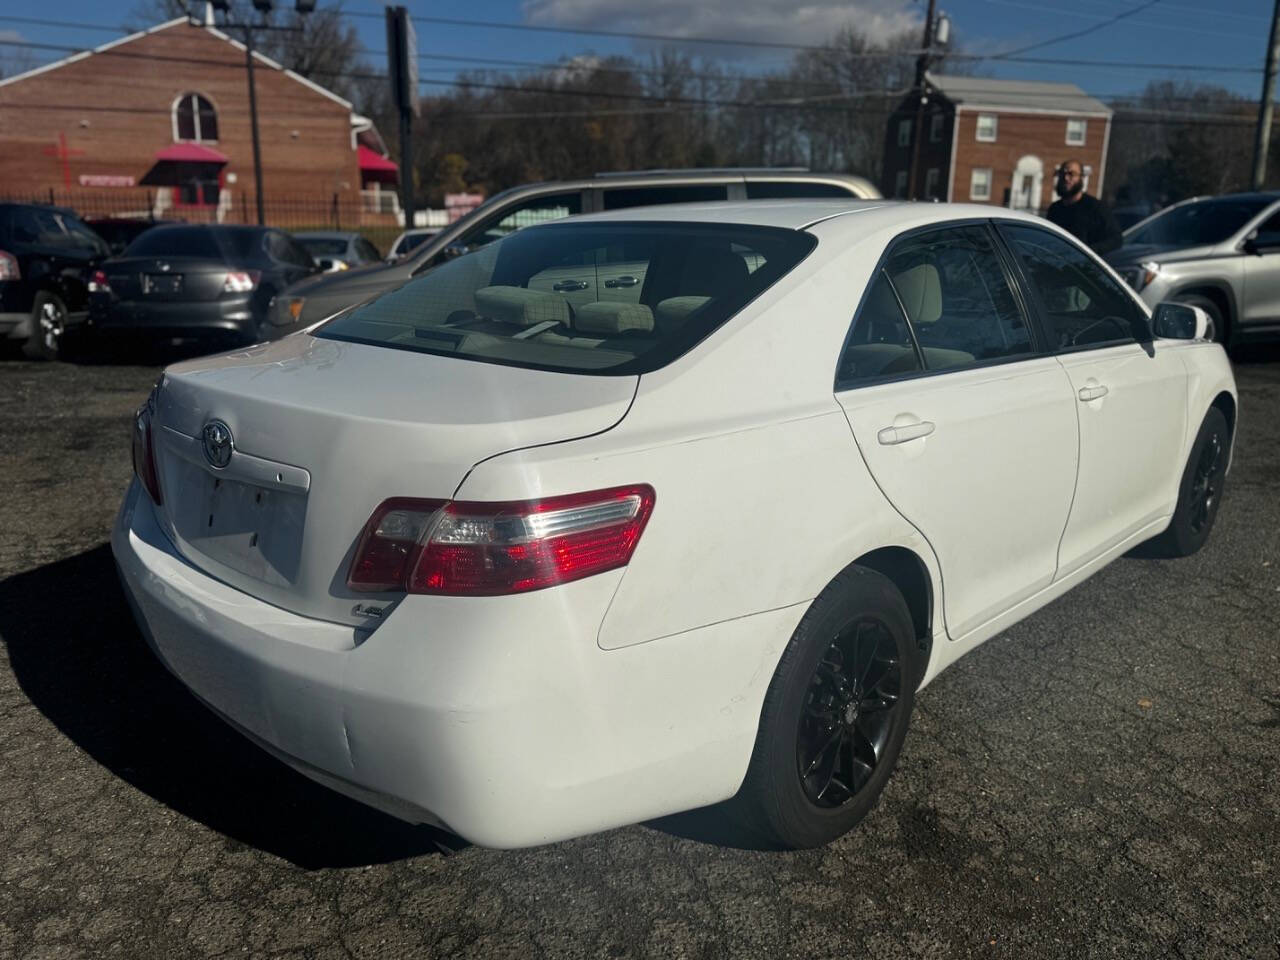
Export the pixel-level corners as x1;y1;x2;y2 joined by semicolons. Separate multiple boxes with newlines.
0;544;463;869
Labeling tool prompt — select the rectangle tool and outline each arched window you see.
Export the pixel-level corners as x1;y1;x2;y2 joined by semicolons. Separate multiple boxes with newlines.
173;93;218;143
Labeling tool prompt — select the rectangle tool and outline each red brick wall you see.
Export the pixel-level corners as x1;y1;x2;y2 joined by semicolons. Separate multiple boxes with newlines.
949;111;1109;210
0;21;360;218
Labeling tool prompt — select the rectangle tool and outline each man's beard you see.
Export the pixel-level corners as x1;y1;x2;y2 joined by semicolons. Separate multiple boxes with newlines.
1056;178;1083;199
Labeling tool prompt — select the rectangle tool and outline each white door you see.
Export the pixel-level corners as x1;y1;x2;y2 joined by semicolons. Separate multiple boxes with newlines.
836;225;1079;639
1009;155;1044;212
998;223;1188;576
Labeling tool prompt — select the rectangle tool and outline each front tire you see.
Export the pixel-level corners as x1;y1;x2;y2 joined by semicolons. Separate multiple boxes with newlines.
733;566;918;849
22;292;67;361
1145;407;1229;558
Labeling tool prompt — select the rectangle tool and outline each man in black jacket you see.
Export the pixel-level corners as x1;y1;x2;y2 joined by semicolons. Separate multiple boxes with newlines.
1046;160;1122;255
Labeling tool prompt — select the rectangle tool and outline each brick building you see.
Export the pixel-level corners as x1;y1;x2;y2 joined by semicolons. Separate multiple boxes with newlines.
882;73;1112;212
0;17;397;225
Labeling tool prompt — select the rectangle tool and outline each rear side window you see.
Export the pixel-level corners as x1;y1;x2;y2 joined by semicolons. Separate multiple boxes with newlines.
602;185;727;210
837;272;923;386
1001;224;1146;349
746;181;854;199
883;225;1032;370
318;221;815;375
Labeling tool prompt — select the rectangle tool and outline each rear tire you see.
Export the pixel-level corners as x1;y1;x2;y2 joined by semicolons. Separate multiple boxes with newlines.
1144;407;1229;558
733;566;918;849
21;292;67;361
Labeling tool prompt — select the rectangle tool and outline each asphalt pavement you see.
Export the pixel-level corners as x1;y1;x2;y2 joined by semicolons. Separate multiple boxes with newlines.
1;346;1277;959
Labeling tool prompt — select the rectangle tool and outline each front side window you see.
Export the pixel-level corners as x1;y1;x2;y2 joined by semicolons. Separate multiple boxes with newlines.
319;221;816;375
1066;118;1087;146
174;93;218;142
882;225;1032;371
431;193;583;266
897;119;912;147
1126;197;1272;246
601;184;726;210
969;168;992;201
1001;224;1146;349
976;113;997;142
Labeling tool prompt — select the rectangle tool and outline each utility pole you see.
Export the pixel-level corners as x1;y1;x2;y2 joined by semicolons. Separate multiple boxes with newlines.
244;25;265;225
1252;0;1280;190
386;6;418;231
907;0;937;201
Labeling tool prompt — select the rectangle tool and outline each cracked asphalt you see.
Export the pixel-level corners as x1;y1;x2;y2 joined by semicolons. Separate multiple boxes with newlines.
1;345;1277;960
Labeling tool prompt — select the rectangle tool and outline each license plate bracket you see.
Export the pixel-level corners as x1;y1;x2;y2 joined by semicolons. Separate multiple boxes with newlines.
144;273;183;295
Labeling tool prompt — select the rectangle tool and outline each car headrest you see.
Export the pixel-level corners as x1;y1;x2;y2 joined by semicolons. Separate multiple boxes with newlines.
680;244;750;298
891;263;942;325
474;285;570;327
655;296;711;330
574;301;655;335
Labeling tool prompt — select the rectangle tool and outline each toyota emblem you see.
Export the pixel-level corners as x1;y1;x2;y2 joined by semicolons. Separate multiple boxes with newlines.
201;419;233;469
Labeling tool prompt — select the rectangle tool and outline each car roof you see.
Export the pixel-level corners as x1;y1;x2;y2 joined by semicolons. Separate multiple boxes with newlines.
559;199;1055;232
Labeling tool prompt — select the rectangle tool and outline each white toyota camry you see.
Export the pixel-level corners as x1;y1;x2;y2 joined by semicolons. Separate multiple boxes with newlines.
113;201;1237;849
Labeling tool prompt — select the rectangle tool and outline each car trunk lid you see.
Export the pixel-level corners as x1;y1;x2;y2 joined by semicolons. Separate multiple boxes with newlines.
150;333;637;626
106;256;231;303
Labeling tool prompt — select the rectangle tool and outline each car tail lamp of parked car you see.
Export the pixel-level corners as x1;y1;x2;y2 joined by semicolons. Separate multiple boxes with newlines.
131;384;162;506
348;485;656;596
0;251;19;281
223;270;260;294
88;270;111;294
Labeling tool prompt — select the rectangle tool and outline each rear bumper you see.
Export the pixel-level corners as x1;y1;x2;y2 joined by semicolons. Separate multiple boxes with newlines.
0;311;27;338
111;480;793;847
92;296;256;339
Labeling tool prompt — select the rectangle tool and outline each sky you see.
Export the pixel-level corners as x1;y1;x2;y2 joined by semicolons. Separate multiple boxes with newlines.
2;0;1273;101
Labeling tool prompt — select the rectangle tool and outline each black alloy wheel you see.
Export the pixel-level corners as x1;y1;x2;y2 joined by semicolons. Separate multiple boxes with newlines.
797;617;903;808
23;293;67;361
1140;406;1230;558
734;566;919;849
1188;429;1224;536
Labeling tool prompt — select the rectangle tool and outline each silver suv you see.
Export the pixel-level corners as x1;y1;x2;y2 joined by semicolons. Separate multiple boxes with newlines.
1105;192;1280;347
275;169;879;327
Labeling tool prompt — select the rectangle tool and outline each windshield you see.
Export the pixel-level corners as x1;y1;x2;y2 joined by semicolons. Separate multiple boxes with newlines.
299;238;348;256
1126;197;1273;247
125;227;261;261
317;221;816;375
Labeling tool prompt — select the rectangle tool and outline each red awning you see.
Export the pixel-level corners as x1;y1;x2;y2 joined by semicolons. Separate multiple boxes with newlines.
154;143;228;164
358;144;398;174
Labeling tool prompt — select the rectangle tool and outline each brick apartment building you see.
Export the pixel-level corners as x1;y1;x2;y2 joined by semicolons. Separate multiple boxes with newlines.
883;73;1112;212
0;17;398;225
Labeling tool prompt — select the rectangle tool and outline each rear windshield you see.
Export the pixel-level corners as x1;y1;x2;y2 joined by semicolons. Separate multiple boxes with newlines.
125;227;262;261
316;221;817;375
299;237;348;256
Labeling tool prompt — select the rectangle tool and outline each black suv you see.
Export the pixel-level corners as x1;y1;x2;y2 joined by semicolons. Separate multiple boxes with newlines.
0;203;109;359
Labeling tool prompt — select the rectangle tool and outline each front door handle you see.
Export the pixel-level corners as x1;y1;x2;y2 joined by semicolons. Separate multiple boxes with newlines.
877;421;935;445
1078;384;1109;402
553;280;588;292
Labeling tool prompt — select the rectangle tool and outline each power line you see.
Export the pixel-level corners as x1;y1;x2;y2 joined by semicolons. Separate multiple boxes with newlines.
992;0;1165;58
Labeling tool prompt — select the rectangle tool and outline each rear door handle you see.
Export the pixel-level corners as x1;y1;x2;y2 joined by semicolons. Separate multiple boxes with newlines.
1078;384;1109;401
553;280;588;292
877;421;935;445
604;275;639;288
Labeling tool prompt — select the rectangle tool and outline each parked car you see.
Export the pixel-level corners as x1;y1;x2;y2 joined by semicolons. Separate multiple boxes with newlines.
273;169;882;327
1106;191;1280;346
385;228;439;262
294;231;382;273
85;217;179;256
0;202;110;359
89;224;320;348
113;200;1235;850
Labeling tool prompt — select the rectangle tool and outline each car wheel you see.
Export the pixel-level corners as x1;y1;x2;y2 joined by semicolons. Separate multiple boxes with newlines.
1144;407;1230;558
22;292;67;361
734;566;918;849
1175;295;1226;345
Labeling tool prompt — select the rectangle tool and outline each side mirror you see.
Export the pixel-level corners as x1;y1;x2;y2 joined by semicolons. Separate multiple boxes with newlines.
316;258;335;272
1152;301;1211;341
1243;231;1261;256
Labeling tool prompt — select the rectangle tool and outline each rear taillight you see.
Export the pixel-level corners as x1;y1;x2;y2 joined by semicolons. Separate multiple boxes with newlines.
88;269;111;294
223;270;260;293
131;385;163;505
347;485;656;596
0;251;19;281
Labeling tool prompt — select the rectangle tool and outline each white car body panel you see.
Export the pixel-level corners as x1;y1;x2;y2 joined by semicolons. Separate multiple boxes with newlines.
112;200;1238;847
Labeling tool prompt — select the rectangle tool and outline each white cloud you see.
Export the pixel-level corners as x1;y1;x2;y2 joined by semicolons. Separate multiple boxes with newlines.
521;0;921;57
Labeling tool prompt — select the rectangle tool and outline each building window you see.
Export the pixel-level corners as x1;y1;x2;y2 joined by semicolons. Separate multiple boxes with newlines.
1066;118;1087;146
894;170;909;199
173;93;218;143
970;167;992;201
925;168;940;199
930;113;944;142
975;113;997;143
898;119;912;148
